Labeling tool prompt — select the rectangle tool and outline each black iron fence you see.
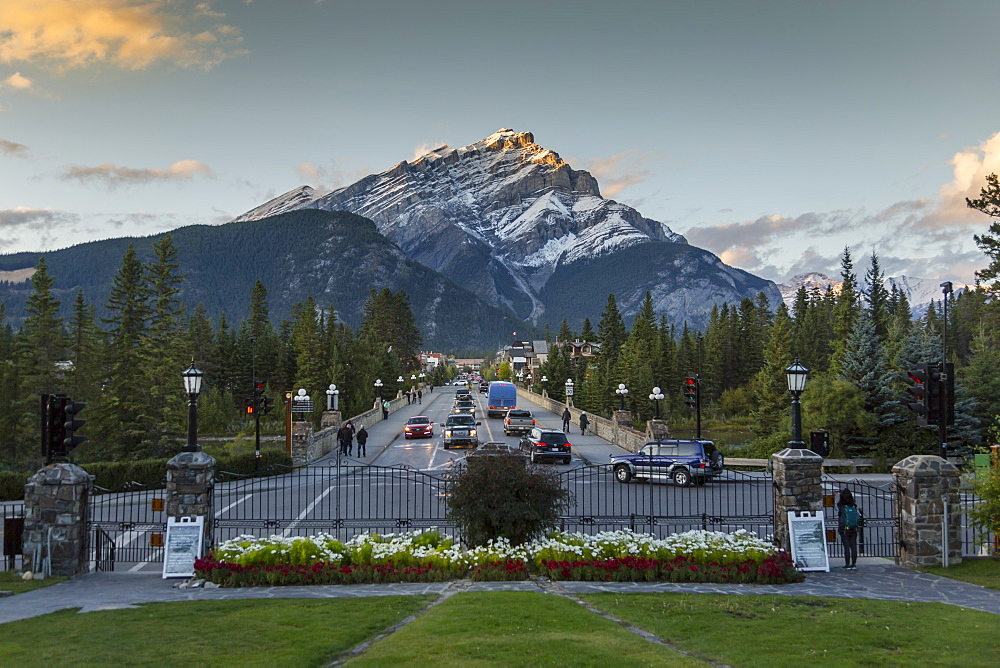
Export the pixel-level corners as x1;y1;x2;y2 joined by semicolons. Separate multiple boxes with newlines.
214;464;452;544
88;483;168;571
2;502;25;571
823;478;899;559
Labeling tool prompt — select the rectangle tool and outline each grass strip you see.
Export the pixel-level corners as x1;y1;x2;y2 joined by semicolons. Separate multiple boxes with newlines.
348;591;700;666
0;596;433;666
919;557;1000;590
0;571;66;595
583;592;1000;667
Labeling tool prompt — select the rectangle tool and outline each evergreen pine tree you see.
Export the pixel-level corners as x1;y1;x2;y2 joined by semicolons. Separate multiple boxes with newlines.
865;252;890;341
837;310;903;427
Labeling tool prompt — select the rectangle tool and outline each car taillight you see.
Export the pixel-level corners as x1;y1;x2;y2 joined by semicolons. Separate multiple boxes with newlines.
564;442;571;448
531;419;536;424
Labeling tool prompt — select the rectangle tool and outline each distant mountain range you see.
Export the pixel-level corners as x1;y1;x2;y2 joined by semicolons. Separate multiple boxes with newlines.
234;129;780;329
0;210;533;350
776;272;965;315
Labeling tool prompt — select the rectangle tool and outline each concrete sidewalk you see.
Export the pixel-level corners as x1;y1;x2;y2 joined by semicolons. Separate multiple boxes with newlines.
3;557;999;625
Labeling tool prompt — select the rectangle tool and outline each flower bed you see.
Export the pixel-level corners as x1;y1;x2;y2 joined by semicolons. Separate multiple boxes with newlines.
195;529;802;587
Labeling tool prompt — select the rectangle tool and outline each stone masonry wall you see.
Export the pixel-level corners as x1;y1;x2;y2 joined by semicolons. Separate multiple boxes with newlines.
770;448;824;553
893;454;962;568
22;462;93;577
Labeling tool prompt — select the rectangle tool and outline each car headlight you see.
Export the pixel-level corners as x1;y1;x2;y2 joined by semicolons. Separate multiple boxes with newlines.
470;429;477;437
445;430;452;437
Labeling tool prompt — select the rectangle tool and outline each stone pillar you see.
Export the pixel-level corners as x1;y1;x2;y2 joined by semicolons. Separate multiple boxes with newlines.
166;451;216;551
291;421;314;466
770;448;824;553
646;419;670;441
892;455;962;568
613;410;633;430
320;410;341;430
22;463;93;577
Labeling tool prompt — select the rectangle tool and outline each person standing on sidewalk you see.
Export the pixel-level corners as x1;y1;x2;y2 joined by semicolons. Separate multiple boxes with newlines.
837;488;863;570
356;425;368;457
579;412;589;436
562;407;571;433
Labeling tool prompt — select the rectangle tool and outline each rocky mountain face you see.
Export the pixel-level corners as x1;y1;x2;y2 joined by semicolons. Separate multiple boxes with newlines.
234;129;779;329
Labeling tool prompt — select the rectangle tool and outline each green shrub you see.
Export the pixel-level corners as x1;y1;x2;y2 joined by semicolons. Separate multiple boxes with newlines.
0;471;29;502
446;453;573;547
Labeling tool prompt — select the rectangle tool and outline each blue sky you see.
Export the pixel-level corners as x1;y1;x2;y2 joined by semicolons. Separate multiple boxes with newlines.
2;0;1000;285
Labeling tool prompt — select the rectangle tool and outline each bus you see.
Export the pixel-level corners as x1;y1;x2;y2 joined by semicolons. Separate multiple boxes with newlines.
486;381;517;418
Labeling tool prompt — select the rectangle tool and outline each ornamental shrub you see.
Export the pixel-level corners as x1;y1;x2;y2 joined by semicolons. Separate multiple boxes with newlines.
446;453;573;547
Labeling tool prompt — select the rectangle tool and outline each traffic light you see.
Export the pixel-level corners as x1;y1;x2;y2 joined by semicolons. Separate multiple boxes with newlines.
260;395;273;415
925;363;943;426
62;400;87;452
906;366;930;425
683;377;698;410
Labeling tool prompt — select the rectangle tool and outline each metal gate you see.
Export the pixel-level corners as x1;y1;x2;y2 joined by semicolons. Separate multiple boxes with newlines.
823;478;898;559
88;483;167;571
556;464;774;540
214;464;453;544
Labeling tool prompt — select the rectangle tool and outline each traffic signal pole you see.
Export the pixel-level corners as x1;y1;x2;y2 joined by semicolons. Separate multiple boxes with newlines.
940;282;953;460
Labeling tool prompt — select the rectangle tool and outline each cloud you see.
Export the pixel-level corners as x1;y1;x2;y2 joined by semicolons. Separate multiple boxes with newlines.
60;159;212;188
576;150;666;199
1;71;32;89
295;160;369;193
411;142;449;162
0;207;79;250
921;131;1000;228
0;0;246;71
0;138;27;157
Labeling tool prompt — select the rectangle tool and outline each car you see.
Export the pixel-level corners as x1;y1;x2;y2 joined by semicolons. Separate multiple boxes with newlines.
453;379;467;386
403;416;434;439
479;382;489;394
452;399;477;417
486;381;517;418
443;414;480;449
455;387;472;399
609;440;724;486
503;409;535;436
519;427;572;464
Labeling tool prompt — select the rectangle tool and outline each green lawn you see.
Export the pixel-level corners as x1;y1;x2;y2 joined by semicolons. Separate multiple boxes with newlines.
0;571;66;595
0;597;433;667
1;592;999;666
583;593;1000;667
349;591;698;666
920;557;1000;590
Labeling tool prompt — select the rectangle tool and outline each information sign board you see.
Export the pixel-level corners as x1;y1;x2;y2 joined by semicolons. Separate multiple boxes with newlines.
162;516;204;579
787;511;830;572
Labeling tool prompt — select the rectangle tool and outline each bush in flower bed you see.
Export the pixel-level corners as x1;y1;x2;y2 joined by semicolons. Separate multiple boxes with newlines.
196;528;802;586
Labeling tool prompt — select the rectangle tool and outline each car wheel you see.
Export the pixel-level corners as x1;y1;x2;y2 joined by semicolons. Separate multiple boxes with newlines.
672;469;691;487
711;451;725;469
614;465;632;483
563;457;571;465
443;444;449;450
695;478;706;486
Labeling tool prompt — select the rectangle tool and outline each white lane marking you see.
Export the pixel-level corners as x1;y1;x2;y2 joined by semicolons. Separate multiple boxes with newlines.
215;493;254;518
280;485;336;538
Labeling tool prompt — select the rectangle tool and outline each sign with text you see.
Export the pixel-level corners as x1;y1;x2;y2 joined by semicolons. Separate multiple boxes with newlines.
787;511;830;572
162;516;204;579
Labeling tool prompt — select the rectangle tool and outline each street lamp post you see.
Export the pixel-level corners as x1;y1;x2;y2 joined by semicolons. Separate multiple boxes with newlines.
616;383;629;410
785;359;809;448
181;362;204;453
326;384;339;411
374;378;383;401
565;378;574;407
648;386;664;419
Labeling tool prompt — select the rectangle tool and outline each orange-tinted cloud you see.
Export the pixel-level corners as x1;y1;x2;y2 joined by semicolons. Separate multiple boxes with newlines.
576;150;665;199
0;138;28;156
61;159;213;187
1;71;32;89
0;0;245;71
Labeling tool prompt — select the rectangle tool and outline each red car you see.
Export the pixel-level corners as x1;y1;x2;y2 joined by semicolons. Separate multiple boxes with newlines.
404;416;434;439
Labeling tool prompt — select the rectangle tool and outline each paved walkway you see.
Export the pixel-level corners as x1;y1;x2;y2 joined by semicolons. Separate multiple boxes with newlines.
3;556;999;624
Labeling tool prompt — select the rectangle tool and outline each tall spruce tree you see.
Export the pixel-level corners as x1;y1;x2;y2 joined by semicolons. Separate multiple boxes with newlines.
837;309;903;428
864;251;890;341
749;303;793;438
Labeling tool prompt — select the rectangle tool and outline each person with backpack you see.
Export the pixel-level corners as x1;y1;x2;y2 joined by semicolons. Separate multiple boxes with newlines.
837;488;863;570
562;407;571;433
579;412;590;436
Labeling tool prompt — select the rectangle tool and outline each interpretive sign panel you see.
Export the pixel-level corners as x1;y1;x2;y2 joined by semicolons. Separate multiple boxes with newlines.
162;516;204;579
788;511;829;572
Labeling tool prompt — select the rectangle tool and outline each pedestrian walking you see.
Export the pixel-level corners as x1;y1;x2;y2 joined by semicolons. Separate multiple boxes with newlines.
406;391;412;405
417;389;422;404
562;407;571;433
837;488;863;570
382;399;390;420
579;412;589;436
337;423;352;457
356;425;368;457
